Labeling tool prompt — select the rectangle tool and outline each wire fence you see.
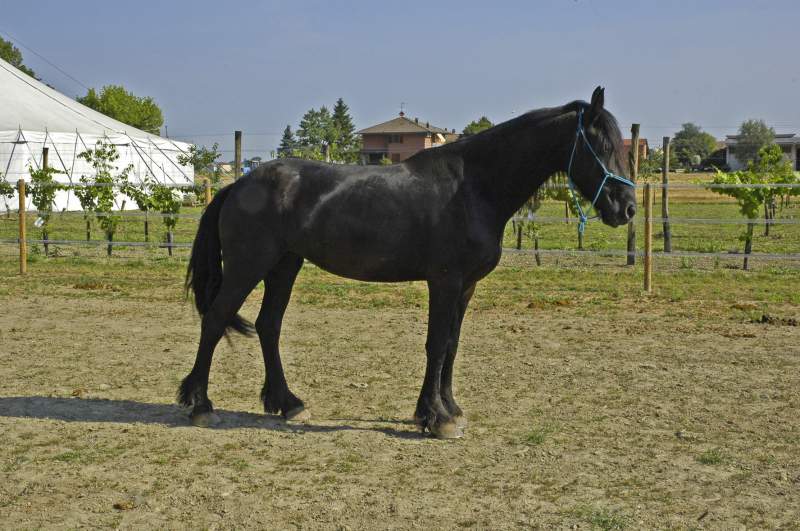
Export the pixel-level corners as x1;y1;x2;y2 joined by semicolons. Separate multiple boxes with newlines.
1;179;799;276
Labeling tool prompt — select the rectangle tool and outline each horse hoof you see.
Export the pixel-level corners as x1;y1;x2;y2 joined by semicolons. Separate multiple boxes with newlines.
191;411;220;428
412;414;426;431
432;421;463;439
285;406;311;422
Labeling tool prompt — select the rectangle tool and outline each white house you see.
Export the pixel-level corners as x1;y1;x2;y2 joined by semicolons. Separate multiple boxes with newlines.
725;133;800;170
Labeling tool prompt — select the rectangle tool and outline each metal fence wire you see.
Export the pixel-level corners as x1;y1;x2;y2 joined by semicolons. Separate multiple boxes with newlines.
1;180;799;278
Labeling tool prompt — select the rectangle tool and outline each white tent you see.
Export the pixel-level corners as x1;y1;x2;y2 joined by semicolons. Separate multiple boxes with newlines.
0;57;194;212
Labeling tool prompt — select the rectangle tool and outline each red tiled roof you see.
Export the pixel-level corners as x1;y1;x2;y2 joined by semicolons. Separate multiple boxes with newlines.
357;114;453;135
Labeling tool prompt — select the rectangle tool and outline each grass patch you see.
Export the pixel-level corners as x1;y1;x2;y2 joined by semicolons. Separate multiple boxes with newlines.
523;424;556;446
696;447;727;465
228;458;250;472
53;450;84;463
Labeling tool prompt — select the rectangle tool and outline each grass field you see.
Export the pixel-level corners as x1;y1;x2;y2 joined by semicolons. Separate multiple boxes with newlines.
0;172;798;528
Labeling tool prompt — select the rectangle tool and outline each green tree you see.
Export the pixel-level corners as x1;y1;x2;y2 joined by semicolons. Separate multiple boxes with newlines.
277;125;297;158
120;174;155;241
640;147;678;180
330;98;361;162
735;119;774;166
150;184;182;256
78;141;132;255
295;107;331;160
708;144;799;269
78;85;164;134
74;177;99;241
672;123;717;168
27;165;64;256
0;36;35;78
0;172;15;215
297;107;331;148
462;116;493;136
293;100;361;162
178;143;222;184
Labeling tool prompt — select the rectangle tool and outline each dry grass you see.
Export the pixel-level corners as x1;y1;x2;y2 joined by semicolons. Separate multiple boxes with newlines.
0;255;798;528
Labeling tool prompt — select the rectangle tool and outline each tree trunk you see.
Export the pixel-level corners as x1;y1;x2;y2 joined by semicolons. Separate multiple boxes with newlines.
107;232;113;257
43;228;49;257
144;215;149;243
743;222;754;271
167;231;173;257
564;201;570;224
763;201;770;237
578;229;584;251
516;225;523;250
86;219;91;241
534;234;541;266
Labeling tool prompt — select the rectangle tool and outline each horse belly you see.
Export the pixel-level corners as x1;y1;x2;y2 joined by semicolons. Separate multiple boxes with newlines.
291;204;430;282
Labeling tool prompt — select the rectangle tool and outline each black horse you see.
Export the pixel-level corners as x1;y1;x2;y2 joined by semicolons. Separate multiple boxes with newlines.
179;87;636;438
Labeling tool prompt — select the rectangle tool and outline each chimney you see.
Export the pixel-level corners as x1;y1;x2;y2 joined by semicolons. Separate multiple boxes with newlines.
414;117;418;123
399;110;405;117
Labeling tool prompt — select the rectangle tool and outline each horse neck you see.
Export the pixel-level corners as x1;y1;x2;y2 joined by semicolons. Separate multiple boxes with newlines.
462;112;574;221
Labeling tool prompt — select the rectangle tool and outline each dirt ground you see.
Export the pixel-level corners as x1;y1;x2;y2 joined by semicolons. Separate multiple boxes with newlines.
1;265;799;529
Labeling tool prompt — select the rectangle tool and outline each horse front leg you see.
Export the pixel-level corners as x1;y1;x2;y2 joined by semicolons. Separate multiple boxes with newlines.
440;282;475;427
414;276;464;439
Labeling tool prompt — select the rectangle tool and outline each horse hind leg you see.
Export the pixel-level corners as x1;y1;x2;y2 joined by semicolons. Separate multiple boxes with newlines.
256;253;308;421
179;262;266;427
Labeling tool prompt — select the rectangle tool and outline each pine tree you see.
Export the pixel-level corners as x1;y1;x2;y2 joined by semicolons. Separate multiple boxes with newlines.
295;101;360;162
331;98;360;163
318;106;335;146
278;125;296;158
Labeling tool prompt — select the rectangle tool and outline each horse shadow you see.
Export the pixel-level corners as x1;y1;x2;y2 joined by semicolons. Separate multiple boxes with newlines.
0;396;422;439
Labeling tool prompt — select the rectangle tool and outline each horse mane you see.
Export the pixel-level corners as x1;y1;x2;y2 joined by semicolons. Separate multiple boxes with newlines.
444;99;626;173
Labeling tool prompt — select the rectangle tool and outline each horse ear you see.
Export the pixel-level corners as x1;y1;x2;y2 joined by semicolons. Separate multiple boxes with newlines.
587;86;605;124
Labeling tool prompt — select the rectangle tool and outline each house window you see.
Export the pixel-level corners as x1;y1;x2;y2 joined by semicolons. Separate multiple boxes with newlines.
387;134;403;144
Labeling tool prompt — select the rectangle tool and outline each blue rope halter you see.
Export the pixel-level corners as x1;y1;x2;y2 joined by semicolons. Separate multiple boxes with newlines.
566;108;636;234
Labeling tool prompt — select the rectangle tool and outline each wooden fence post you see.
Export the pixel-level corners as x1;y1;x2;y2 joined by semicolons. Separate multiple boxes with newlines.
627;124;640;265
234;130;242;180
18;179;27;275
662;136;672;252
644;182;653;292
204;178;212;206
42;147;50;256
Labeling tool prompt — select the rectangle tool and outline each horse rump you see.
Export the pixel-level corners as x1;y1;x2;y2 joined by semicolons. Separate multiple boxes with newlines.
185;185;255;336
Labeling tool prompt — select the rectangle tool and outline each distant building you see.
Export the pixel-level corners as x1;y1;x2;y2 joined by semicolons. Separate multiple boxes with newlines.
357;112;460;164
246;156;263;169
725;133;800;170
622;138;649;165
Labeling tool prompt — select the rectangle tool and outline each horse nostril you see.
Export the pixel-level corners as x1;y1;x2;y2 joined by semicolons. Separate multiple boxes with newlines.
625;203;636;220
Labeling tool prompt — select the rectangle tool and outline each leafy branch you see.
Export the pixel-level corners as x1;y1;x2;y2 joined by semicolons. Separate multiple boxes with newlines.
28;165;64;255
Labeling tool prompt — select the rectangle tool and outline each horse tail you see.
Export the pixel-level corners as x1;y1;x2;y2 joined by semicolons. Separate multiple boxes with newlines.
185;185;255;336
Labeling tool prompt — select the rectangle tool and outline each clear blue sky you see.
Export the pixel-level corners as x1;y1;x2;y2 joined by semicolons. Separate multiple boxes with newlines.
3;0;799;159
